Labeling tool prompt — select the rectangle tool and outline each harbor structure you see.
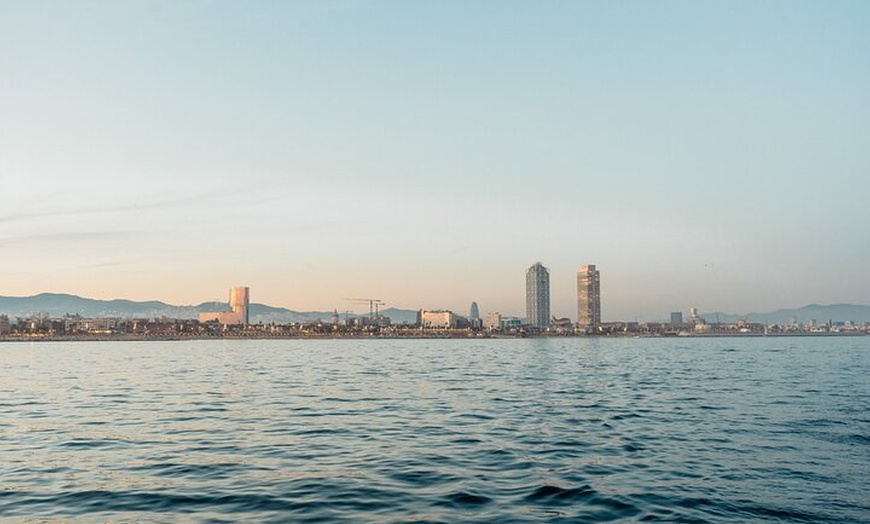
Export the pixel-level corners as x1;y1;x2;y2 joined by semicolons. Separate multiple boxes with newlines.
577;265;601;330
526;262;550;328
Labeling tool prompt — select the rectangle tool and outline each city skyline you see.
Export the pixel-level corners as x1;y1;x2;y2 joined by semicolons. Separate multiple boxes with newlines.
2;2;868;320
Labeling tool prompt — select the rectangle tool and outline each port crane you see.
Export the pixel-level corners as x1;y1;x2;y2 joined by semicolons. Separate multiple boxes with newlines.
344;298;385;319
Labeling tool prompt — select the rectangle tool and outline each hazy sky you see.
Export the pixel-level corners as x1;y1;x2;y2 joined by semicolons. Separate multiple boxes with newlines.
2;1;868;321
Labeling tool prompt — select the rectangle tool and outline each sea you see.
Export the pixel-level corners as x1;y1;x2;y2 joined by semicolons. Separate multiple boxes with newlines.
1;337;867;523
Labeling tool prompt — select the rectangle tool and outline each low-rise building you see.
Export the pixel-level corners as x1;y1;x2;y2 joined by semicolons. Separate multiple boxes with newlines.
420;310;458;329
483;312;502;330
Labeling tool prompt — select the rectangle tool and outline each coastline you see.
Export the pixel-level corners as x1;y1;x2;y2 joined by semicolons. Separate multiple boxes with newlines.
1;331;865;342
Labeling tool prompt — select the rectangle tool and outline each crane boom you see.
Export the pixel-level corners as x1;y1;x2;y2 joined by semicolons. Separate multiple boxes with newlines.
344;298;385;318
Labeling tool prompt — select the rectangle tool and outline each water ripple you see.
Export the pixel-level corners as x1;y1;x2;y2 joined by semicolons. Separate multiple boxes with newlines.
0;337;867;522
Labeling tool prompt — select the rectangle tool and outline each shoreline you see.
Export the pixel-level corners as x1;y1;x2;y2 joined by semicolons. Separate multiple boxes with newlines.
1;332;865;342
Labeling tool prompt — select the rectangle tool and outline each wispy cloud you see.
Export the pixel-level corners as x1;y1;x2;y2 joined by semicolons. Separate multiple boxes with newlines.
0;186;264;225
0;231;135;249
57;258;140;272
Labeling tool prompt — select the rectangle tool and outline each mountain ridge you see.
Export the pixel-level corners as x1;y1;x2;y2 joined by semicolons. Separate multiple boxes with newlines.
699;303;870;325
0;293;420;325
1;294;868;325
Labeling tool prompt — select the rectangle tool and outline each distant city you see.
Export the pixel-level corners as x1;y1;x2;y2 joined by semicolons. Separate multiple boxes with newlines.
1;263;868;340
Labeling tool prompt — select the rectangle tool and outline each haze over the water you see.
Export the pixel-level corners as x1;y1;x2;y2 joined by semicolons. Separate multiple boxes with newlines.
2;1;868;321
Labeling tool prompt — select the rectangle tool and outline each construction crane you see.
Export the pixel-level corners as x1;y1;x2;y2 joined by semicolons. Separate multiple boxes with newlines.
345;298;385;319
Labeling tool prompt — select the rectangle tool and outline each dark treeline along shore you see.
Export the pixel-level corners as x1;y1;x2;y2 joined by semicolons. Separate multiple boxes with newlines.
1;322;867;342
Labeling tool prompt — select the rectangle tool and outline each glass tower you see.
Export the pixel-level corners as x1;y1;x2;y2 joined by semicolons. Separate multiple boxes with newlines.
577;265;600;329
525;262;550;328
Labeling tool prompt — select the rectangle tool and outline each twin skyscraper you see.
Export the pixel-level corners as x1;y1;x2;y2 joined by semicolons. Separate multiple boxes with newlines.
525;263;601;330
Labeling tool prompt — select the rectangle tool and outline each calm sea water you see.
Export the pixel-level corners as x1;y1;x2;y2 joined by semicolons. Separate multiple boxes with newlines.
1;337;867;523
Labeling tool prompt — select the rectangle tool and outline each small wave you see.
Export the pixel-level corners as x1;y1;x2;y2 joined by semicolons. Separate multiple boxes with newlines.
610;412;642;420
718;498;835;523
439;491;493;507
58;438;132;450
524;484;596;504
389;469;461;487
0;489;309;516
130;462;253;479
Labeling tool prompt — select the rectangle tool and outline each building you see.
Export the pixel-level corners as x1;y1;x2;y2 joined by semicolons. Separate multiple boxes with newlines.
551;317;573;330
468;302;482;329
577;264;601;330
229;285;250;325
419;310;458;329
64;316;119;334
199;285;250;325
469;302;480;321
670;311;683;324
526;262;550;327
500;317;523;329
483;312;502;330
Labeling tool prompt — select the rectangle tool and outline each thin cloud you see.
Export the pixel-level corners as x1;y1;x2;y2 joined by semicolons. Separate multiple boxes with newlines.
0;231;133;248
57;258;142;272
0;186;265;225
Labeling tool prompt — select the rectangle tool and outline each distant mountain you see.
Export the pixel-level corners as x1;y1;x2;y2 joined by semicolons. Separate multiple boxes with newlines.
379;307;419;325
8;294;863;326
699;304;870;325
0;293;185;319
0;293;419;325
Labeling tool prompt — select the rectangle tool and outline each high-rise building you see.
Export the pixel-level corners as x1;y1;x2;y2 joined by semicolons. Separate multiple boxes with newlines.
199;285;249;325
526;262;550;327
229;285;250;325
577;265;600;329
469;302;480;320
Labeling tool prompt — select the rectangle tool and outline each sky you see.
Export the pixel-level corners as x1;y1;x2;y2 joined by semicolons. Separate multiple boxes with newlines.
1;1;868;321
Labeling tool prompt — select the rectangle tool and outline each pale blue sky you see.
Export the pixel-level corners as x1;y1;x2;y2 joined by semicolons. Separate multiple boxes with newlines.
2;1;868;320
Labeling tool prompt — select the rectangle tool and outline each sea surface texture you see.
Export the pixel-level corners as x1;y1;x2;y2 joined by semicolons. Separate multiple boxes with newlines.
1;337;867;522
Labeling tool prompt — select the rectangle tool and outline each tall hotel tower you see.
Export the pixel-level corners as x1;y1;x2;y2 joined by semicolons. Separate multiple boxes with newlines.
229;286;250;325
199;285;250;325
577;265;600;329
526;262;550;328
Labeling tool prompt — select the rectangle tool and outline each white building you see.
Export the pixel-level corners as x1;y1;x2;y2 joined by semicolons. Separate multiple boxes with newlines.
483;312;502;330
420;310;458;329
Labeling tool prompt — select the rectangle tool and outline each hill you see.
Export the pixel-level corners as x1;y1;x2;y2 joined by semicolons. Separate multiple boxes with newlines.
0;293;419;325
4;294;866;326
699;304;870;325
